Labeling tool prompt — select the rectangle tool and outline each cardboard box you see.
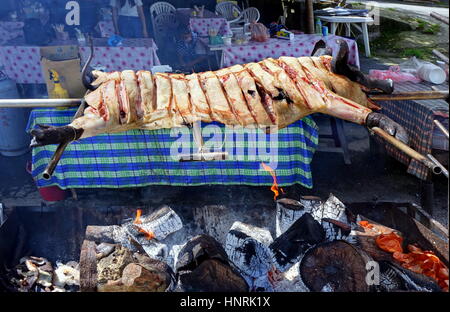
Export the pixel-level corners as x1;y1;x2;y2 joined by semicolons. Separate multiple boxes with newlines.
40;57;86;98
40;45;79;61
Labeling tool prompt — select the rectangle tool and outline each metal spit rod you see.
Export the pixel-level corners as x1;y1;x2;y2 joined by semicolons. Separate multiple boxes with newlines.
0;98;82;108
433;120;449;139
371;127;443;176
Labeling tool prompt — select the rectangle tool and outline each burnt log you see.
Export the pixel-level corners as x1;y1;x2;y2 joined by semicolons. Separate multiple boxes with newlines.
321;218;353;242
225;221;273;278
194;205;234;243
127;206;183;241
176;235;248;292
79;240;97;292
270;213;326;272
377;260;442;292
353;215;403;262
310;194;348;224
300;240;373;292
85;225;127;245
276;196;323;237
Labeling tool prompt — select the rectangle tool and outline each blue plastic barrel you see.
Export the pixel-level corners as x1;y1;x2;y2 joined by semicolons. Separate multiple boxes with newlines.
0;79;30;156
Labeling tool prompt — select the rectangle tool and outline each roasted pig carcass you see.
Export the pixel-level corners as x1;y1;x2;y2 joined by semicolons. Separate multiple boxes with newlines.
31;55;408;148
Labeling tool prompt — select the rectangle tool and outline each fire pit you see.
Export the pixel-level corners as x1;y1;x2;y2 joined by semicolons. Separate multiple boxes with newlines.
1;188;447;293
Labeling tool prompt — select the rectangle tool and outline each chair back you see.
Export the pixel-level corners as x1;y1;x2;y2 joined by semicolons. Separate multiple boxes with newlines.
150;2;176;19
152;12;179;46
242;7;260;24
215;1;241;21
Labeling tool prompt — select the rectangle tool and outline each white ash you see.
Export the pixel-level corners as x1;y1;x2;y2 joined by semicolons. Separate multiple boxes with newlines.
272;262;309;292
320;283;334;292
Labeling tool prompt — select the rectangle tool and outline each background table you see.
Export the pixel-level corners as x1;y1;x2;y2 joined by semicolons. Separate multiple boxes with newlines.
376;82;449;181
0;39;161;84
316;15;373;57
97;20;115;38
217;34;360;68
27;108;319;189
0;21;24;45
176;8;233;37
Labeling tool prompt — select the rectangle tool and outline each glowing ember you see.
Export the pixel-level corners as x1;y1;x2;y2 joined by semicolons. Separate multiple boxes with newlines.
138;228;156;240
261;163;285;200
133;209;155;240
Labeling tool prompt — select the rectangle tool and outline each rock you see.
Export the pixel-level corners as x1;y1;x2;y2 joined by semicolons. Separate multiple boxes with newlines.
97;245;134;284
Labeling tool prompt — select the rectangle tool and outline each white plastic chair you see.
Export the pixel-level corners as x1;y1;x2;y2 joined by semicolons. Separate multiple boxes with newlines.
242;7;260;24
215;1;242;24
150;2;176;40
150;1;176;18
230;7;260;35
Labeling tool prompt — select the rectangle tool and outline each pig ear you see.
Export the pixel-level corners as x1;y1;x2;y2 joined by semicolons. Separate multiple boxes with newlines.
311;40;332;57
81;35;99;91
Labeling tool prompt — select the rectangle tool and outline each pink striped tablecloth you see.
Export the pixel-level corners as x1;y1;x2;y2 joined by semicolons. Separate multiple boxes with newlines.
0;21;24;45
190;17;233;37
97;20;115;38
0;39;161;84
222;34;360;68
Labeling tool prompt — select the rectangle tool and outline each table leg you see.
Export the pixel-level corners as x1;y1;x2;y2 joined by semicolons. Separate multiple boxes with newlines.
345;23;351;37
361;22;371;57
330;22;337;35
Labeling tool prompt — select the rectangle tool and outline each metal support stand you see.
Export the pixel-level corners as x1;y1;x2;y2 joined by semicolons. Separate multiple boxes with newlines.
420;179;435;216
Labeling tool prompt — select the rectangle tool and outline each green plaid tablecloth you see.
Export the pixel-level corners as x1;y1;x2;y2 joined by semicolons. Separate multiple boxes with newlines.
27;108;319;189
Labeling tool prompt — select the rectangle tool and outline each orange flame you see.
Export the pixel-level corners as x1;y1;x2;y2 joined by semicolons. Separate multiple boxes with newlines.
134;209;142;224
133;209;155;240
261;163;285;200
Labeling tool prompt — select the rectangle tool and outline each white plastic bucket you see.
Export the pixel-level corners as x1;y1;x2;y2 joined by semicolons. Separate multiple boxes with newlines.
417;64;446;84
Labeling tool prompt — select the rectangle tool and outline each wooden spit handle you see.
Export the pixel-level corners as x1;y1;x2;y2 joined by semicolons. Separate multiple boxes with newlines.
369;90;449;102
371;127;443;176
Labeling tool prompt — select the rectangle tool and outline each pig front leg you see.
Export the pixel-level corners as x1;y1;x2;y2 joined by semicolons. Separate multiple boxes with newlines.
320;94;409;144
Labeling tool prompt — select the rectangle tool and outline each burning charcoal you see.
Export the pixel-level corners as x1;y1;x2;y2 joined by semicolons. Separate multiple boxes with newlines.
97;245;134;285
175;235;249;292
270;213;325;272
377;261;441;292
275;198;307;237
53;262;80;288
321;218;352;242
128;206;183;241
225;221;273;278
310;194;348;224
300;240;373;292
96;243;116;260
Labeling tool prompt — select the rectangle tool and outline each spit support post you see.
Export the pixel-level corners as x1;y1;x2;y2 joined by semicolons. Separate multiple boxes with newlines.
179;121;228;162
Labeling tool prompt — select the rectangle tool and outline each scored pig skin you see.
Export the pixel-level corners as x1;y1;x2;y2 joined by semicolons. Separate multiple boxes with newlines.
32;55;399;146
